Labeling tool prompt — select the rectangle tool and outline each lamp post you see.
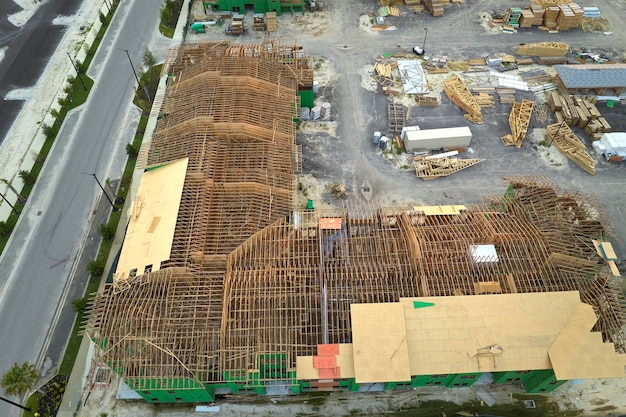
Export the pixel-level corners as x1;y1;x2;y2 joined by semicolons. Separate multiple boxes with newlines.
0;191;21;215
116;48;151;104
81;172;119;212
66;53;87;91
0;395;31;412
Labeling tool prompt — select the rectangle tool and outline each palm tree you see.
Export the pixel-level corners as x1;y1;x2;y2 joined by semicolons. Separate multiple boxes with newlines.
1;362;38;397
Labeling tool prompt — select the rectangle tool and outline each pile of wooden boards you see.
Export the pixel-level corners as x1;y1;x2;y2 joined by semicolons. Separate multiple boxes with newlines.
423;0;450;16
253;14;265;31
516;42;569;57
519;5;544;27
548;92;611;140
545;122;595;174
542;3;584;30
266;12;277;32
417;96;439;106
404;0;424;12
556;3;584;30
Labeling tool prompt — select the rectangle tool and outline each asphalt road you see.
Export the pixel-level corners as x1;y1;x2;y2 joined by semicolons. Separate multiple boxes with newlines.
0;0;86;143
0;0;168;415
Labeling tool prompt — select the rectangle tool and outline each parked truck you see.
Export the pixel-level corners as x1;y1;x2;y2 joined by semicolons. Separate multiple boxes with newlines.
401;126;472;152
592;132;626;162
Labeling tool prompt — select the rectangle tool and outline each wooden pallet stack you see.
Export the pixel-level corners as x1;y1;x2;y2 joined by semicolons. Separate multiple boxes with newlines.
545;122;595;175
265;12;277;32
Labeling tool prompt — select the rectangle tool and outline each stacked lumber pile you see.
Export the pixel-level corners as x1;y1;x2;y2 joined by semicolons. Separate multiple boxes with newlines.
380;0;404;4
545;122;595;174
516;42;569;57
502;99;534;148
519;6;544;27
542;6;560;29
531;0;571;5
475;93;495;108
404;0;424;12
556;3;584;30
265;12;277;32
423;0;449;16
253;14;266;31
548;92;610;140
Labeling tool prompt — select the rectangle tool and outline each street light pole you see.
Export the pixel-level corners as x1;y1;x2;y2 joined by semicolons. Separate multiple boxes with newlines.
81;172;119;212
66;53;87;91
0;395;31;412
117;48;151;104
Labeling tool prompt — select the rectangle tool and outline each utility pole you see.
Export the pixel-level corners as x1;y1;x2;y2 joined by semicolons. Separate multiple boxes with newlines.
422;27;429;53
67;53;87;91
81;172;119;212
117;48;151;104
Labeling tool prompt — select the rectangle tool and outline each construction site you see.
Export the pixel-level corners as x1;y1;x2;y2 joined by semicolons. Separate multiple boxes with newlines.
83;30;626;405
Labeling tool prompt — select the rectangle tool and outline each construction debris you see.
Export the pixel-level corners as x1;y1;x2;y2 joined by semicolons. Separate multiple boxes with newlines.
516;42;569;57
413;156;484;179
443;76;484;124
501;99;534;148
545;122;595;175
581;16;610;32
327;182;349;199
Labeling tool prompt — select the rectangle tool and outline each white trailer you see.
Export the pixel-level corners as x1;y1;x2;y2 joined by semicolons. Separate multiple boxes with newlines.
402;126;472;152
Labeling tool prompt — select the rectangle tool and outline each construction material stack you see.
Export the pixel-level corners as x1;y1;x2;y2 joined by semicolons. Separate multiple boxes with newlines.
505;8;522;28
519;5;544;27
423;0;449;16
253;13;266;31
266;12;277;32
556;3;584;30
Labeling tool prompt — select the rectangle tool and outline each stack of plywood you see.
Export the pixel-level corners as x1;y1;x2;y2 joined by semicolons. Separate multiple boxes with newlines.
516;42;569;57
546;122;595;175
404;0;422;4
423;0;449;16
556;3;584;30
265;12;277;32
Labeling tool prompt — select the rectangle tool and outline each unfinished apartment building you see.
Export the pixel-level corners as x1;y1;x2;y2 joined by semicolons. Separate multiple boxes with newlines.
85;41;626;404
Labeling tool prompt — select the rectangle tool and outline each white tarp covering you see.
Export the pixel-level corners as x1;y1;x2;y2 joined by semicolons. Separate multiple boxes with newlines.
397;60;428;94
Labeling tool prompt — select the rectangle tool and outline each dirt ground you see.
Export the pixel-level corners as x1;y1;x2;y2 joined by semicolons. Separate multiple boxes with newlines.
76;0;626;415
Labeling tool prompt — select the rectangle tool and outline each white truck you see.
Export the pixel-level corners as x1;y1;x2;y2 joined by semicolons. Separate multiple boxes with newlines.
592;132;626;162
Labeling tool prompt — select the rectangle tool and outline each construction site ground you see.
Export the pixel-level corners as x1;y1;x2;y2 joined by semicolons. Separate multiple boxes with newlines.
74;0;626;416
